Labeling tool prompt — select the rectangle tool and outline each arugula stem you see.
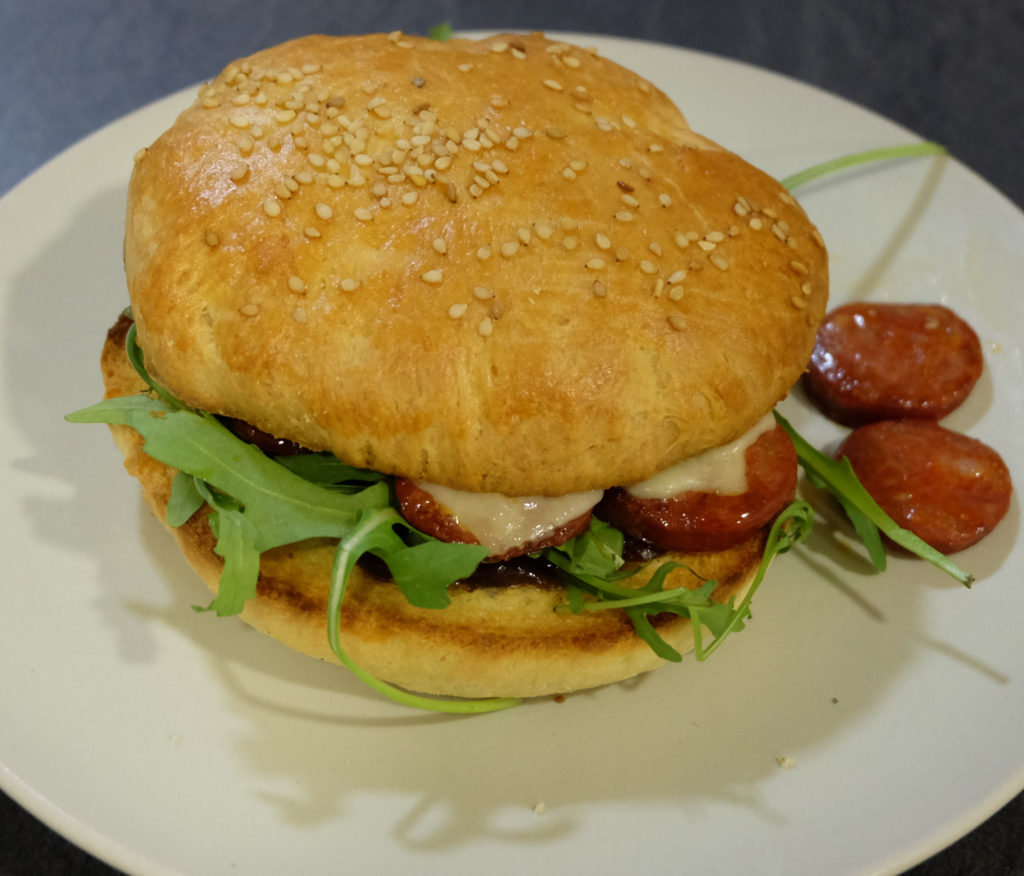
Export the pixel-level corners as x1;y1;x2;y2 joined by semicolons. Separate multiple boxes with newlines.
326;509;522;714
781;142;946;191
774;413;973;586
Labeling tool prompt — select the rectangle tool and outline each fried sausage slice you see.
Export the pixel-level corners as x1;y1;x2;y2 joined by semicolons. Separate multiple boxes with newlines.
837;419;1012;554
596;425;798;553
804;303;983;427
394;478;595;562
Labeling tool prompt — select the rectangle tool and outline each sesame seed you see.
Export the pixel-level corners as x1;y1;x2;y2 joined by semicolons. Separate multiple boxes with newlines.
592;280;607;297
543;79;564;91
790;260;809;275
667;314;687;331
340;278;360;291
790;295;808;309
614;211;634;222
562;236;579;251
812;229;826;248
240;303;259;317
354;207;373;221
275;109;297;124
229;114;251;129
667;269;687;284
517;227;532;245
492;159;509;174
473;286;493;300
401;191;419;206
614;246;630;262
534;222;553;240
478;316;494;336
658;194;672;207
422;269;443;284
802;282;813;296
433;237;447;255
228;161;248;181
448;303;468;319
563;55;581;68
749;217;764;231
698;240;716;252
546;127;567;139
771;223;788;242
500;241;520;257
513;126;534;139
315;202;334;221
263;199;281;217
586;258;605;270
649;242;663;257
669;286;684;301
673;231;689;248
621;194;640;208
560;216;578;230
653;279;665;298
706;231;725;243
288;275;305;292
595;233;612;250
476;246;492;260
562;168;577;181
204;229;220;247
303;226;321;239
710;254;729;271
639;260;657;274
292;307;308;323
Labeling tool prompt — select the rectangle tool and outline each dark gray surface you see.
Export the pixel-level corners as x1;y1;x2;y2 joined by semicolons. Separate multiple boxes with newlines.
2;1;1022;873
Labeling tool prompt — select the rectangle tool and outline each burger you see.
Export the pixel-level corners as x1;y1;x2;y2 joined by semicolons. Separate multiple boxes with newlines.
71;31;828;708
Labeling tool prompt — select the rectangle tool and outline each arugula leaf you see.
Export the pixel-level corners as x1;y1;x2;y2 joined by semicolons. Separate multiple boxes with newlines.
428;22;453;41
781;142;946;191
774;412;973;586
192;479;261;616
273;453;388;490
552;501;814;663
68;394;390;553
167;471;204;527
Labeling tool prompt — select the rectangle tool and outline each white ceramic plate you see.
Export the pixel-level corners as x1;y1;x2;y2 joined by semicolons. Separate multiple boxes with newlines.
1;33;1021;876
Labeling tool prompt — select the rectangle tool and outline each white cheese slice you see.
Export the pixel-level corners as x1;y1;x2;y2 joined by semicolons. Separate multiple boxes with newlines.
415;482;604;557
625;412;776;499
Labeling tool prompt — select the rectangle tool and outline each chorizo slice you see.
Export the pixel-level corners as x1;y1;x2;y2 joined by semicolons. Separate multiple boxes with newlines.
596;425;798;553
837;419;1012;554
804;302;983;427
394;478;594;562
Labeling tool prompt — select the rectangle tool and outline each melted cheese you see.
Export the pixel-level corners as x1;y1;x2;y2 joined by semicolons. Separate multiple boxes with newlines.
416;483;604;556
625;413;776;499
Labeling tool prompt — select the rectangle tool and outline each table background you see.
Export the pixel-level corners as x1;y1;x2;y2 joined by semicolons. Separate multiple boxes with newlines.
1;1;1021;873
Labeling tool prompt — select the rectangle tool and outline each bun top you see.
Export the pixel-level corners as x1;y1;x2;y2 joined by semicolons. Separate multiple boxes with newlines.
125;31;828;495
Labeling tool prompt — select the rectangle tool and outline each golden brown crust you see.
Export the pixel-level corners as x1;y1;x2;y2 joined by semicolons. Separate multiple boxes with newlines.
102;315;765;698
125;31;828;496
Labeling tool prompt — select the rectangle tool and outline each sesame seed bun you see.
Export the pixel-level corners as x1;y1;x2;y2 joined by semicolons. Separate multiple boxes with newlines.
125;31;828;496
100;314;766;698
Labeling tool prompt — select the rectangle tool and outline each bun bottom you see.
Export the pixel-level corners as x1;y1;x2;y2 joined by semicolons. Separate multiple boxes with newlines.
100;316;766;699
